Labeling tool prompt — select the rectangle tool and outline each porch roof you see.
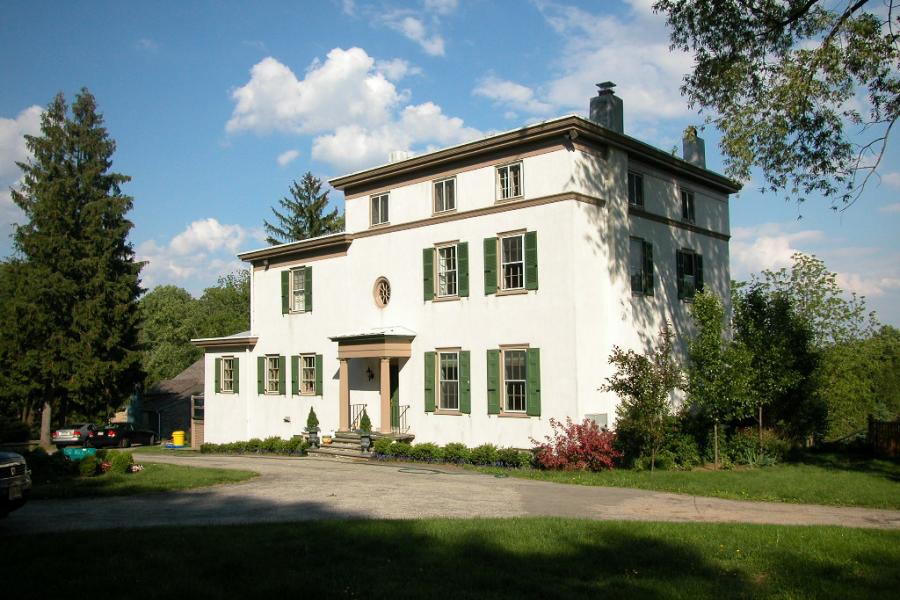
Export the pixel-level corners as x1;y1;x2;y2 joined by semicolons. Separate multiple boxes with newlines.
329;326;416;359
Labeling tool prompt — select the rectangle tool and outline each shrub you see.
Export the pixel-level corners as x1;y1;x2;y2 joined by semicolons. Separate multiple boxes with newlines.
469;443;499;465
0;416;32;443
665;432;701;470
442;442;471;464
245;438;263;453
358;410;372;434
109;451;134;474
532;417;621;471
200;443;215;454
79;455;99;477
388;442;412;457
286;437;309;454
262;436;284;453
410;443;442;461
496;447;530;468
307;407;319;431
372;437;394;455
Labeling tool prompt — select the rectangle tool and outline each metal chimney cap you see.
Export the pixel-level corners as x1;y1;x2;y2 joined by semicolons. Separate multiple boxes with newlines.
596;81;616;95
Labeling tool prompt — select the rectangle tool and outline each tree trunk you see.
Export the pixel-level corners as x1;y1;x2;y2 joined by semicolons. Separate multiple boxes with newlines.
713;421;719;470
39;398;52;449
759;405;764;452
650;447;656;473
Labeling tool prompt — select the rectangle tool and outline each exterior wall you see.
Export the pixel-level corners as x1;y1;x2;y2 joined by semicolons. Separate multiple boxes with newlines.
202;135;734;446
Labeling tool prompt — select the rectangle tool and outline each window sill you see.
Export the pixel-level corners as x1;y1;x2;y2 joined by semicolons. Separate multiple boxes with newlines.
433;208;457;216
432;295;460;303
434;410;463;416
219;391;235;395
495;195;524;204
289;310;307;315
496;288;528;296
499;412;530;418
369;221;391;229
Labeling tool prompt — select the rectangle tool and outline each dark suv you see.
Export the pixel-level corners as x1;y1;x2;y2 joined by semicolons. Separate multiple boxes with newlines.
0;451;32;517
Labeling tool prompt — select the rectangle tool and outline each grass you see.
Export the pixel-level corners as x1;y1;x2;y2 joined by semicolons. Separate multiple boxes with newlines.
2;518;897;598
128;444;197;454
471;453;900;509
30;462;257;499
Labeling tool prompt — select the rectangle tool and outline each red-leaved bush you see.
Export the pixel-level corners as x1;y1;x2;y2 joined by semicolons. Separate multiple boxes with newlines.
531;417;621;471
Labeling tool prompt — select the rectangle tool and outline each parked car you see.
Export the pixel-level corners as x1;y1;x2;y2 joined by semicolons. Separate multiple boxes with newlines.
88;423;157;448
0;451;32;517
51;423;97;447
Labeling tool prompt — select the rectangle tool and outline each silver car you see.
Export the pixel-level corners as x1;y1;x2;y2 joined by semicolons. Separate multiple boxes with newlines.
51;423;96;447
0;451;32;517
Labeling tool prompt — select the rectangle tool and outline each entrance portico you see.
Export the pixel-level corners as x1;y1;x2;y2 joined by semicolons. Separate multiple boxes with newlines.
329;327;415;433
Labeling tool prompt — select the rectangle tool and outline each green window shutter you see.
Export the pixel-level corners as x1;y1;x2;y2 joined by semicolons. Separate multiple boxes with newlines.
278;356;286;395
257;357;265;394
424;351;436;412
459;350;471;414
457;242;469;297
643;241;654;296
483;237;497;295
291;355;299;395
304;266;313;312
676;251;685;299
487;349;500;414
526;348;541;417
233;357;240;393
423;248;434;302
696;254;704;293
525;231;539;290
281;271;290;314
214;358;221;393
315;354;323;396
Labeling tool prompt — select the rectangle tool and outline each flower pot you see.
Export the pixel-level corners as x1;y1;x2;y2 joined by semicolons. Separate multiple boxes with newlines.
359;434;371;452
307;430;320;448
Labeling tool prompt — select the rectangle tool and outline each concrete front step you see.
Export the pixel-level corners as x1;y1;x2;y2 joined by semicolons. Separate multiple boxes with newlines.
308;447;372;460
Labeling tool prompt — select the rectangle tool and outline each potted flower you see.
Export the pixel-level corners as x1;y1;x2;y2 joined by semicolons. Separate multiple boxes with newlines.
306;407;320;448
358;410;372;452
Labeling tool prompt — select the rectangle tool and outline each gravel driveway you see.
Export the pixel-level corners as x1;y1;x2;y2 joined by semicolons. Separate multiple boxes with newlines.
4;453;899;534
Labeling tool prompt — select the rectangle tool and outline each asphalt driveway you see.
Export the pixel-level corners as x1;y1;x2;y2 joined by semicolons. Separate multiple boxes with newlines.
3;453;899;534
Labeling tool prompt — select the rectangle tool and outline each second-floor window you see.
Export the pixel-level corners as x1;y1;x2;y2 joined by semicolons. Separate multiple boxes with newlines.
500;233;525;290
630;238;654;295
496;162;522;200
628;172;644;207
676;249;704;300
437;244;458;297
221;357;235;393
681;188;695;223
434;177;456;213
371;193;389;226
290;267;305;312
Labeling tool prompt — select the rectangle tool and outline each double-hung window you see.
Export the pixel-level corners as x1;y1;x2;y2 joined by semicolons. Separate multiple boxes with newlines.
496;162;522;200
221;357;235;393
500;233;525;291
676;249;703;300
681;188;695;223
265;356;281;394
503;349;527;413
371;193;389;226
628;172;644;207
300;355;316;395
434;177;456;213
290;267;305;312
629;237;654;295
438;351;459;410
437;244;458;297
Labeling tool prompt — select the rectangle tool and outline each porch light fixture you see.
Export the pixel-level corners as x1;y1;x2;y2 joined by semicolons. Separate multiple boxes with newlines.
366;367;374;381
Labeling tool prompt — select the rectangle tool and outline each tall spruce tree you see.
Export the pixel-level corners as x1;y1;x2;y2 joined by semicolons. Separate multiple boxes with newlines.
10;90;144;445
264;172;344;245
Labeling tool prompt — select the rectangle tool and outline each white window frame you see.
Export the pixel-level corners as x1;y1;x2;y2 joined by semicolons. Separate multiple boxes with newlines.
681;188;695;223
496;162;523;200
630;237;647;294
501;348;527;413
628;171;644;207
221;356;235;393
290;267;305;313
433;177;456;214
265;355;280;394
370;193;389;226
499;232;525;291
438;350;460;411
300;354;316;396
680;248;698;299
436;243;458;298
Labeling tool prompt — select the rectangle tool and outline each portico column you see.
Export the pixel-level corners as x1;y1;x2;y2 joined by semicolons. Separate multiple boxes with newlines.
380;357;391;433
339;359;349;431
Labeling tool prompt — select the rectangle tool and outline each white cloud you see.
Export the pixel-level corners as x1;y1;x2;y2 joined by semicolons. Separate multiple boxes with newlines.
227;49;483;172
385;15;445;56
277;149;300;167
730;223;826;278
879;202;900;214
375;58;421;81
882;171;900;189
136;218;257;291
473;76;554;115
0;105;42;181
135;38;159;52
340;0;356;16
424;0;458;16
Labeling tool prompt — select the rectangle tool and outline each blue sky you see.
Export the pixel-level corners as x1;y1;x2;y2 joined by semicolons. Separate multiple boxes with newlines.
1;0;898;325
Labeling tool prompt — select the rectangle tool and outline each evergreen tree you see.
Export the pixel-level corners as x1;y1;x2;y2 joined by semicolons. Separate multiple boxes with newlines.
264;172;344;245
10;89;143;445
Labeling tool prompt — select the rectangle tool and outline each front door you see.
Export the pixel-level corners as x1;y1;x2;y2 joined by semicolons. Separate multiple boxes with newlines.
390;363;399;430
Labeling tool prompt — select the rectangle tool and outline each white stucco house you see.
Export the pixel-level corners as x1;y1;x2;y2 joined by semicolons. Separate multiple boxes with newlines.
192;84;740;448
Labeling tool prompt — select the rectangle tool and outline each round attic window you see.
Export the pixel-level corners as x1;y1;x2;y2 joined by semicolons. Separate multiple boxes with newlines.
374;277;391;308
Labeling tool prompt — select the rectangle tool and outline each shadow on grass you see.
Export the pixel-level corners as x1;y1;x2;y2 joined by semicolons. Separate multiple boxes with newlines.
791;451;900;482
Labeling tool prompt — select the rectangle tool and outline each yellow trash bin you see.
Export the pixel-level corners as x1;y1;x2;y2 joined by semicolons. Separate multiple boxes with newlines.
172;430;185;446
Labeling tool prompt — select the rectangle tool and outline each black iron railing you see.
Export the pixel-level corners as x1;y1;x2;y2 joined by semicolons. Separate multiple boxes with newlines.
350;404;366;430
391;404;409;434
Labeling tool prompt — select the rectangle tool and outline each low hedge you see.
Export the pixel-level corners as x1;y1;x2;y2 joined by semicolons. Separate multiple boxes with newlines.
200;436;308;456
373;439;533;468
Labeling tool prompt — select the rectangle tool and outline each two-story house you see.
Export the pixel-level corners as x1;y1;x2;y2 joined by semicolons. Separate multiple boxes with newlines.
192;84;740;448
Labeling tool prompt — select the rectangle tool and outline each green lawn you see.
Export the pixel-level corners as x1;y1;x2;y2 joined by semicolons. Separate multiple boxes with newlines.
3;518;897;598
129;444;197;454
472;453;900;509
30;462;257;499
